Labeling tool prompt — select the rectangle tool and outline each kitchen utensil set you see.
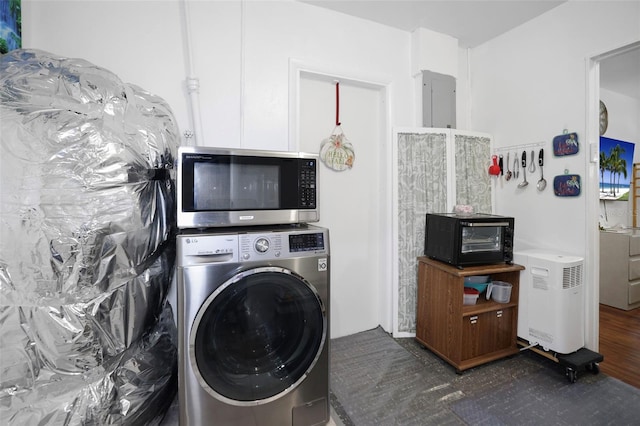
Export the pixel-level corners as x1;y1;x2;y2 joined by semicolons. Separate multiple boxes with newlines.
492;148;546;191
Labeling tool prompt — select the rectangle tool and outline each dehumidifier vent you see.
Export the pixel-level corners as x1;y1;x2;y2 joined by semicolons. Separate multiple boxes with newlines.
562;264;583;289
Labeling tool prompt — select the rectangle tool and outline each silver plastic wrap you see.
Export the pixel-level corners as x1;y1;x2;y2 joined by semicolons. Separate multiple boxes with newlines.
0;49;179;425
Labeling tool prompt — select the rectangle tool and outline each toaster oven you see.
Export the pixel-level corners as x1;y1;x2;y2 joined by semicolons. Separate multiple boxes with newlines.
424;213;515;267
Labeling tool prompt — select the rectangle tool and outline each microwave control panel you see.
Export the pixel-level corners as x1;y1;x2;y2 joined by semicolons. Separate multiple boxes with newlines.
299;160;317;208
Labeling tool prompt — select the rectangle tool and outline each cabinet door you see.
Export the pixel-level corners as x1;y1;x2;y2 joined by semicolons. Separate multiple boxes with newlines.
461;309;514;361
422;71;456;129
630;280;640;304
461;315;483;361
453;132;492;214
393;129;493;336
485;309;514;353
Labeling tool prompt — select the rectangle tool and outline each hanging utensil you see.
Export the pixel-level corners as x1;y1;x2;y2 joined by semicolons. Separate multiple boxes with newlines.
528;150;536;173
537;148;547;191
505;152;512;181
518;151;529;188
513;153;519;179
499;155;504;176
489;155;501;176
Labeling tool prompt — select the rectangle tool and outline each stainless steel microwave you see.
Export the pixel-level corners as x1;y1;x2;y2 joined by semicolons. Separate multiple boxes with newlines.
176;147;319;228
424;213;515;267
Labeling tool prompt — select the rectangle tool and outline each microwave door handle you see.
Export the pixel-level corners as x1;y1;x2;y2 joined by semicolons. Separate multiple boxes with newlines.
460;221;511;227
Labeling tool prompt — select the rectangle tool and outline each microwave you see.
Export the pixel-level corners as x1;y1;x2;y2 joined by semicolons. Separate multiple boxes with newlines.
424;213;514;267
177;147;319;228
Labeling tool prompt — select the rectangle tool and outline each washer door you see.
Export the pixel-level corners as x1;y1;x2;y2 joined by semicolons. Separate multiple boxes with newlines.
190;266;326;405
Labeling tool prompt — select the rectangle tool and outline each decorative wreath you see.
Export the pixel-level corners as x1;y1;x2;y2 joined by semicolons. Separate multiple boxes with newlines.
320;82;355;171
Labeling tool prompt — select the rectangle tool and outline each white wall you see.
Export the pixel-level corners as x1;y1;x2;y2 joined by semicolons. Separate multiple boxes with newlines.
23;1;418;150
471;1;639;251
469;1;640;349
601;88;640;148
23;0;640;343
23;0;192;140
22;0;417;338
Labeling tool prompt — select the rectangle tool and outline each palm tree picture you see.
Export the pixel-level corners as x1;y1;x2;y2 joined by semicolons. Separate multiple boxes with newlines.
0;0;21;54
600;137;635;200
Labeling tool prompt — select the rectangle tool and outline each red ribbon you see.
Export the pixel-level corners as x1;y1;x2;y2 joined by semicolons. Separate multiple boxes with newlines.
335;82;341;126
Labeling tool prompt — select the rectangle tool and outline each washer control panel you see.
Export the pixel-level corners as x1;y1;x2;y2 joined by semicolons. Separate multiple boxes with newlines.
240;233;284;260
178;226;329;265
254;237;270;253
288;232;326;253
239;229;327;261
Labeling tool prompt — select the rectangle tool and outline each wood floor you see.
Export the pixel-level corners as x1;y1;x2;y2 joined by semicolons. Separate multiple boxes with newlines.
598;304;640;389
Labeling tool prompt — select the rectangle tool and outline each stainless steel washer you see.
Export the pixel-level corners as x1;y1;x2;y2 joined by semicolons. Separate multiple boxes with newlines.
177;225;330;426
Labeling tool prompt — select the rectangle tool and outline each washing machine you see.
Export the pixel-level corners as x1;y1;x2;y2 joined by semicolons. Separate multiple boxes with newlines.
177;224;330;426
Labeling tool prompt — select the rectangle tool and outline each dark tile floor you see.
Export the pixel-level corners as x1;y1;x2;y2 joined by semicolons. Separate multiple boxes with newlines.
331;327;640;425
162;327;640;425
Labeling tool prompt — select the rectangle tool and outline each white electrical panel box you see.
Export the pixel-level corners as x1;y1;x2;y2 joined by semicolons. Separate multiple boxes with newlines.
422;70;456;129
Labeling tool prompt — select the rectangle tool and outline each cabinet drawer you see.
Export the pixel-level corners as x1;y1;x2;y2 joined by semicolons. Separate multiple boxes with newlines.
630;281;640;304
630;234;640;256
630;257;640;281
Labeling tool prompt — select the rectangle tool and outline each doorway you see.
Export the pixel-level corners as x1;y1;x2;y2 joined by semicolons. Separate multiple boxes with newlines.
587;41;640;381
598;47;640;229
290;61;392;339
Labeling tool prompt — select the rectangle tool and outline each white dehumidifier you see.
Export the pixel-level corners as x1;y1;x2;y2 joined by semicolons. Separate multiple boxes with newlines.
514;250;584;354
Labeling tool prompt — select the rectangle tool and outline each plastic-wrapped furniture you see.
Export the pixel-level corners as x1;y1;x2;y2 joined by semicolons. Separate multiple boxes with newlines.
0;49;179;425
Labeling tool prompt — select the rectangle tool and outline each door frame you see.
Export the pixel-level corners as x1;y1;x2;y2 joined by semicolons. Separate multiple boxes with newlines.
585;39;640;350
288;58;394;336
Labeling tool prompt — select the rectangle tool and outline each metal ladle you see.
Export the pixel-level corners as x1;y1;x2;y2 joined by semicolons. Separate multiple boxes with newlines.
505;152;512;181
518;151;528;188
537;148;547;191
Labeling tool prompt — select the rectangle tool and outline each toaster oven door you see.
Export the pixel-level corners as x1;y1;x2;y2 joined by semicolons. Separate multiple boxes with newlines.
459;220;512;264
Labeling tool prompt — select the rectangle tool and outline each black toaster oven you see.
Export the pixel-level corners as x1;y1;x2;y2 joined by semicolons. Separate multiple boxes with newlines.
424;213;514;267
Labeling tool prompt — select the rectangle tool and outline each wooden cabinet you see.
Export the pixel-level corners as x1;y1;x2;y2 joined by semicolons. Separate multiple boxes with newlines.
599;230;640;310
416;257;524;372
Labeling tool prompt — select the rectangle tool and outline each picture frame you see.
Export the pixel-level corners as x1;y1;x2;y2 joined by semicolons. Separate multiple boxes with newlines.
599;137;635;201
0;0;22;54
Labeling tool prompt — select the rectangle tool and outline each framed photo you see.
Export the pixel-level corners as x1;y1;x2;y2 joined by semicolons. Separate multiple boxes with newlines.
1;0;22;54
599;137;635;201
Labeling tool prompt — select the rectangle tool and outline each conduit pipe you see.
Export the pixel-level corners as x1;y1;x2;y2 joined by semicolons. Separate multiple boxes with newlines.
181;0;204;146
